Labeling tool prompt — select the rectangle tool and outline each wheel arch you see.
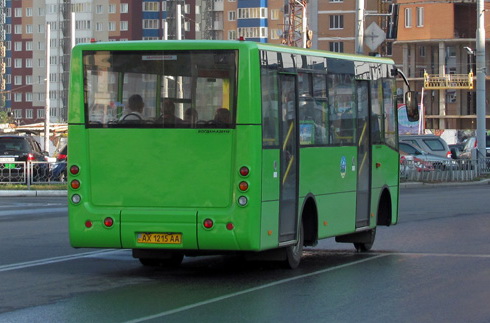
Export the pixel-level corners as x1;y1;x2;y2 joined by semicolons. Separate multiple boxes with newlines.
376;186;393;226
300;193;318;247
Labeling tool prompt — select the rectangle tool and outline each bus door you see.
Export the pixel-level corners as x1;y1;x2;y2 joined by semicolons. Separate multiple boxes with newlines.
355;80;371;228
278;74;299;243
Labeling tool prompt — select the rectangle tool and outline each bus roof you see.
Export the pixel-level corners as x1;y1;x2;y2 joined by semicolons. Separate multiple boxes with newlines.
73;40;394;65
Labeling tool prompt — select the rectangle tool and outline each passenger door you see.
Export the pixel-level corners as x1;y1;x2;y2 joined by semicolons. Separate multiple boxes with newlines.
355;81;371;228
278;74;299;243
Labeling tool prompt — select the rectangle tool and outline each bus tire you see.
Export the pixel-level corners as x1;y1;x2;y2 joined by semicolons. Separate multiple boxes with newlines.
283;221;304;269
353;228;376;252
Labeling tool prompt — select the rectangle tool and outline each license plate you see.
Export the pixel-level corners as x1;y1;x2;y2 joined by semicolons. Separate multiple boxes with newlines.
137;233;182;244
0;158;15;162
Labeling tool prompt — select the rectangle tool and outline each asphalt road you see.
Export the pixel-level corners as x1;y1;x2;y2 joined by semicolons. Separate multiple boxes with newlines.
0;185;489;322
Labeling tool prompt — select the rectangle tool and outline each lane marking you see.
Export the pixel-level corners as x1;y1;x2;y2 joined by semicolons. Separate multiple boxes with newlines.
0;250;123;273
124;254;389;323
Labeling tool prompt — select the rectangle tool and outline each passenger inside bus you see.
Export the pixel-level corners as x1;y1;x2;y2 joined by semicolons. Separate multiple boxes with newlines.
119;94;145;123
159;99;184;127
184;108;199;125
214;108;231;125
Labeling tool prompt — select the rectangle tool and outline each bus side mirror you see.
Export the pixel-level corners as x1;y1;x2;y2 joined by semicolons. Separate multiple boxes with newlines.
405;91;419;122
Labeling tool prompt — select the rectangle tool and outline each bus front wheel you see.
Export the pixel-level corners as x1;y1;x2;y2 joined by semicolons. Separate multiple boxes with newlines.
283;222;304;269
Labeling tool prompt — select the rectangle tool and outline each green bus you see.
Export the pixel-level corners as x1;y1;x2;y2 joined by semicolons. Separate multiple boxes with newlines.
68;40;415;269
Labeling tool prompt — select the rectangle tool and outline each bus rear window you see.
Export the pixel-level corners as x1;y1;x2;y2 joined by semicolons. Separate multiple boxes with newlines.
83;50;237;128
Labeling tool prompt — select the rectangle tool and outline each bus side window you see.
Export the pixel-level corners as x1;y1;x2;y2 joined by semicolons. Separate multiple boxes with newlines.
262;94;279;147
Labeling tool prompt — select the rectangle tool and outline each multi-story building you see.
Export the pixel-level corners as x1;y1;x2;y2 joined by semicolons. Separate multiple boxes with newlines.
396;0;490;131
3;0;487;133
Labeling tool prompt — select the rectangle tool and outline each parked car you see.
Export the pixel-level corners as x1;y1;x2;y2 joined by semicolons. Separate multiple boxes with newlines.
448;143;465;159
458;135;490;159
400;134;452;159
0;135;49;182
399;142;457;171
51;144;67;182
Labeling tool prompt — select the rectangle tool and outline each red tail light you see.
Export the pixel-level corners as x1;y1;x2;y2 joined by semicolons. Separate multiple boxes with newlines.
446;151;452;159
239;166;249;177
27;153;35;161
70;165;80;175
57;154;67;161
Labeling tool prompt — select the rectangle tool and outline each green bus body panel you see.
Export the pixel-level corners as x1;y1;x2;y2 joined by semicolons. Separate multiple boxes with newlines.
87;129;233;207
371;144;400;224
299;146;358;237
260;149;281;249
69;202;122;248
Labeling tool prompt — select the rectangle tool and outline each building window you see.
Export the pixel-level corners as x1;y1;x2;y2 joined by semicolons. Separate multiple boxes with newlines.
14;25;22;34
26;109;34;119
270;29;281;40
14;42;22;51
121;3;129;13
228;10;236;21
143;2;160;11
228;30;236;40
26;75;33;84
120;21;128;31
238;8;267;19
108;4;116;14
329;42;344;53
96;22;104;31
143;19;159;29
419;46;425;57
14;110;22;119
14;93;22;103
26;25;33;34
14;8;22;17
26;93;33;102
108;22;116;31
96;5;103;14
405;8;412;28
14;75;22;85
329;15;344;29
26;7;33;17
271;9;280;20
416;7;424;27
26;41;33;51
14;59;22;68
38;109;45;119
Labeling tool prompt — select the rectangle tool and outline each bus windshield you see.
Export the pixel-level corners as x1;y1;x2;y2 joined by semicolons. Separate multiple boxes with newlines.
83;50;237;128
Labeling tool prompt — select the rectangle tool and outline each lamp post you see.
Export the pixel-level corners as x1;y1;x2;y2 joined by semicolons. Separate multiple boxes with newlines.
476;0;487;163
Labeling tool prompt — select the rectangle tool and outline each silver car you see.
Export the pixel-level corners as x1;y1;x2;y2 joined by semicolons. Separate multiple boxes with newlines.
400;142;458;171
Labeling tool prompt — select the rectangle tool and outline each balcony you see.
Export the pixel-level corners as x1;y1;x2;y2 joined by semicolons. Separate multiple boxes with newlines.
424;72;473;90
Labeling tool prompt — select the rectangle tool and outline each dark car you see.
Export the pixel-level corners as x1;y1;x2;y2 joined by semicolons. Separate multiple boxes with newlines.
0;135;49;183
51;145;67;182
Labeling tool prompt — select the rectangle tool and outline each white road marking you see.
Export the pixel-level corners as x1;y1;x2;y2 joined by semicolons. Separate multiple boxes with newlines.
0;250;123;273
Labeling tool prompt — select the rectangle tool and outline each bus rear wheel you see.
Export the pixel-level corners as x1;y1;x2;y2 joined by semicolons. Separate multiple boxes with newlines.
283;222;304;269
353;228;376;252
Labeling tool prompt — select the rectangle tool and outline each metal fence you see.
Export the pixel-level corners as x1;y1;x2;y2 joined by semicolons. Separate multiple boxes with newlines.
0;161;67;186
1;158;488;187
400;158;490;182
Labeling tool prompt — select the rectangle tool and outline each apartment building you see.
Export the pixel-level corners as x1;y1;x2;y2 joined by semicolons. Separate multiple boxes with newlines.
396;0;490;130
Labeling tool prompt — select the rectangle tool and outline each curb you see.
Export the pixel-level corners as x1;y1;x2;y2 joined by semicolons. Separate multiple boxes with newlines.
400;179;490;189
0;190;67;197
